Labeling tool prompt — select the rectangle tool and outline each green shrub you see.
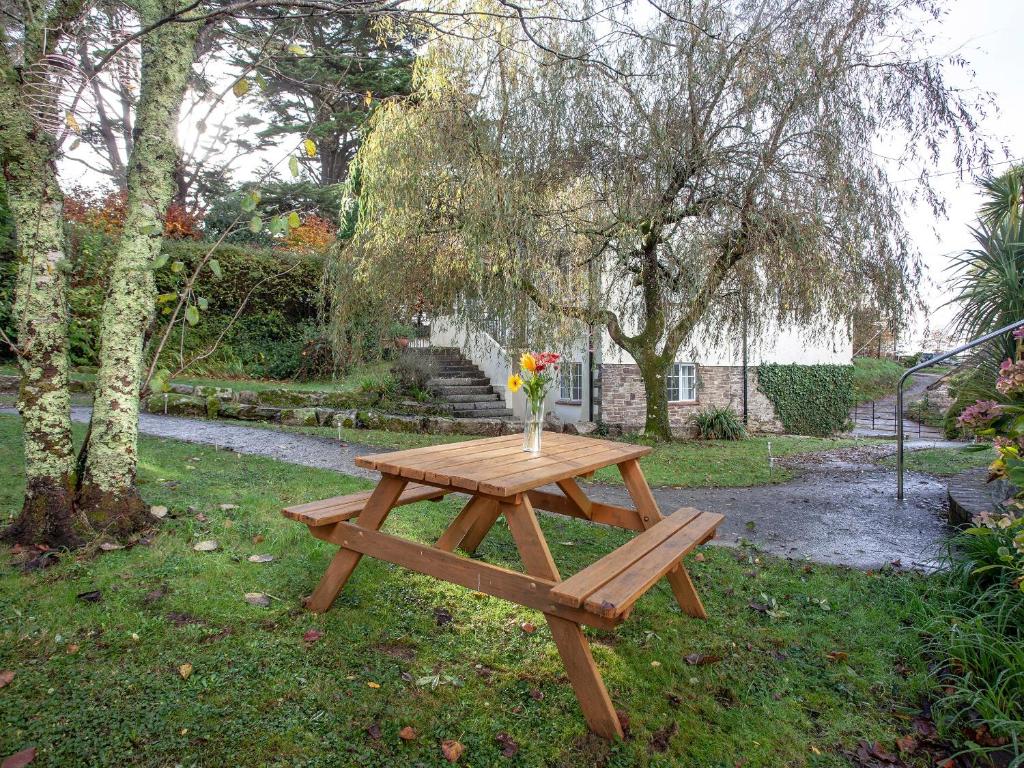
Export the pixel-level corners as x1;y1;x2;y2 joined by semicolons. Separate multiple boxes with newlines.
392;350;437;397
913;528;1024;761
691;406;746;440
757;363;854;436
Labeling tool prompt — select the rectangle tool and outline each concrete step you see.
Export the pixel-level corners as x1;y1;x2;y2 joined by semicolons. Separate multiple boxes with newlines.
436;367;483;377
454;407;513;418
445;393;502;403
433;385;494;396
455;399;510;410
428;377;491;387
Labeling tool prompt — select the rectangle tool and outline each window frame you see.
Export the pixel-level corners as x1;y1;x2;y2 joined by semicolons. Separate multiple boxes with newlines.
559;361;584;403
665;362;697;403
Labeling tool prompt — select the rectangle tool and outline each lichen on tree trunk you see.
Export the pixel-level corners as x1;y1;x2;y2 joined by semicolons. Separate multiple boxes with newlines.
1;115;81;546
77;5;201;536
637;355;673;441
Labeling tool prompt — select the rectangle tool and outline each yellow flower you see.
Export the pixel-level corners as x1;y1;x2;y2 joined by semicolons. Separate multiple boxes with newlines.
520;353;537;372
507;373;523;393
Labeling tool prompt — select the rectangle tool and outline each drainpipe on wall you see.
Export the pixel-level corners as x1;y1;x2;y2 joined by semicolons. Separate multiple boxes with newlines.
587;324;595;422
741;307;749;425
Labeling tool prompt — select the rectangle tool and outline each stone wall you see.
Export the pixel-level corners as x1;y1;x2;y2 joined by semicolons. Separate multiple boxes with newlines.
598;364;783;435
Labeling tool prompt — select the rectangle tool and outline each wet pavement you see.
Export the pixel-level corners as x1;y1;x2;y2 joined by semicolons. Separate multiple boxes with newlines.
2;406;957;570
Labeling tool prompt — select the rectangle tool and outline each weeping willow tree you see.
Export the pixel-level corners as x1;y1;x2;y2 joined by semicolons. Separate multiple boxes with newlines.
340;0;988;439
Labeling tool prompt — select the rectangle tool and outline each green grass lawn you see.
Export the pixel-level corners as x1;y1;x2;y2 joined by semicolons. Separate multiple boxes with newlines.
0;415;935;767
853;356;910;404
881;446;995;477
591;436;876;487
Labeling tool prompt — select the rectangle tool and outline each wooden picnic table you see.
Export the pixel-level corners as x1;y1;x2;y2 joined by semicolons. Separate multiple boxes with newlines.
282;432;722;739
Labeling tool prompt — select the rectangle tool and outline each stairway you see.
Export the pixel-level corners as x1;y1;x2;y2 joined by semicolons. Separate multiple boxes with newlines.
417;347;513;419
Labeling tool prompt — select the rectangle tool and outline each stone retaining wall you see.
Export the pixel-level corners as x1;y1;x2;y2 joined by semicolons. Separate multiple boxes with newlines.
144;391;517;437
599;364;783;435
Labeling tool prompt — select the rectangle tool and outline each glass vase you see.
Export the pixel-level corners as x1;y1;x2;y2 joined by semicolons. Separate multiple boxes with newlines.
523;398;543;453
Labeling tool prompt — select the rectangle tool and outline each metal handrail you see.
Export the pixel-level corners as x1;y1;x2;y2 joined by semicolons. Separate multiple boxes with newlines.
897;318;1024;499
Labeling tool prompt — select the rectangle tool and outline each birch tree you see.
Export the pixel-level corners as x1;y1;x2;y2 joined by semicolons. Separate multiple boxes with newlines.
75;0;203;534
1;0;88;546
345;0;990;438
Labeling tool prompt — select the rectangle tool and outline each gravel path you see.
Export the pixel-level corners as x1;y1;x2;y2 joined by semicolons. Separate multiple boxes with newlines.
3;406;957;569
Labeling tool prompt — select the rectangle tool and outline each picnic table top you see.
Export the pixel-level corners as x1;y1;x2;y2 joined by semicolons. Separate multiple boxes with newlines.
354;432;651;497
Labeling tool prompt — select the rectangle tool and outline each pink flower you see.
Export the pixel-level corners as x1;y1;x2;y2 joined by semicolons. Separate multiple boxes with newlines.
533;352;561;373
1014;325;1024;341
958;399;1003;429
997;358;1024;396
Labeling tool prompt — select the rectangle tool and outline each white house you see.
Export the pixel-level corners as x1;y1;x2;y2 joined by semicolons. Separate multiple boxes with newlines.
429;313;851;434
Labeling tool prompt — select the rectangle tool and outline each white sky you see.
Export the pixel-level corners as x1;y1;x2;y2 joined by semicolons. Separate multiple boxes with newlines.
902;0;1024;348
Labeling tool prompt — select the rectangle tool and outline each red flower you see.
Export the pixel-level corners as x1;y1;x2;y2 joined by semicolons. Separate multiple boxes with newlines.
533;352;561;372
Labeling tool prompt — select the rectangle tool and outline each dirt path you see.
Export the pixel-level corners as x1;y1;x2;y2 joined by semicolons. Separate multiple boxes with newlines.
3;406;955;569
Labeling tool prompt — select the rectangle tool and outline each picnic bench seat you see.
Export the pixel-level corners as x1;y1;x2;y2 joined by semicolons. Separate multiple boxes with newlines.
282;483;447;527
550;507;723;619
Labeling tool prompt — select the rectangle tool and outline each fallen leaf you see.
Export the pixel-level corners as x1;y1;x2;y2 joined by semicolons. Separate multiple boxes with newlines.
303;629;323;645
529;688;543;701
252;534;264;544
248;554;275;563
0;670;14;688
650;660;661;667
244;593;271;607
684;652;722;666
441;739;464;763
366;722;382;740
99;542;124;551
649;721;678;753
748;601;769;613
399;726;417;741
895;735;917;753
825;651;848;663
66;644;79;654
1;746;36;768
150;505;168;519
193;540;219;552
367;681;380;689
76;590;102;603
495;731;519;757
130;632;140;642
223;519;234;528
694;552;705;562
178;663;193;680
219;504;238;511
195;513;208;523
520;621;536;634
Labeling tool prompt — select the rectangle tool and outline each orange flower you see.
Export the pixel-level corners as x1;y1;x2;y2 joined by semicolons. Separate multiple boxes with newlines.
520;353;537;372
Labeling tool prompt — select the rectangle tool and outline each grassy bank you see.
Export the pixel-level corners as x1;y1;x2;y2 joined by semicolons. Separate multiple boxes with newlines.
880;446;994;477
0;415;935;767
853;356;909;404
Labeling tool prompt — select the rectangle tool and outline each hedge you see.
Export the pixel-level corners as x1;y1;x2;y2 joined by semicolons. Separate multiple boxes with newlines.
757;363;854;436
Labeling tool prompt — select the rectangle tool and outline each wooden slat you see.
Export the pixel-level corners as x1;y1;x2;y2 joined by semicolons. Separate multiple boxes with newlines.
526;490;645;531
308;521;622;631
420;434;584;485
477;443;651;497
550;508;703;608
354;435;516;472
556;478;593;518
282;483;447;526
582;512;722;618
437;439;607;491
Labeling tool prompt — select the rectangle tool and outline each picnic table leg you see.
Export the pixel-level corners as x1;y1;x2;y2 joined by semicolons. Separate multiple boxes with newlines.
618;459;708;620
435;495;498;553
305;475;407;614
455;499;502;555
502;496;624;740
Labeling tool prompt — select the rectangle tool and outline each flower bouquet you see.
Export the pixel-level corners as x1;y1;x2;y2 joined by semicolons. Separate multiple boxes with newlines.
508;351;560;453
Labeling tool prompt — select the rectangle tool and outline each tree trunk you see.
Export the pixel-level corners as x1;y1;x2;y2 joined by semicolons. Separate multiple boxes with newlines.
637;354;673;441
76;9;200;537
1;130;81;547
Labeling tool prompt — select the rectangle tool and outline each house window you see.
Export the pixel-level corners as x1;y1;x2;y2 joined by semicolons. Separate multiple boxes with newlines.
666;363;697;402
560;362;583;402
